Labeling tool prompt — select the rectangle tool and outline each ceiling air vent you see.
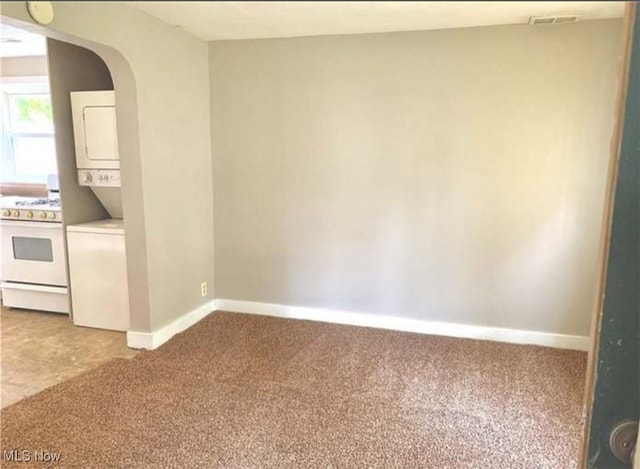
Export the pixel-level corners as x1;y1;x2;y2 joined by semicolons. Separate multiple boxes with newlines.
529;15;581;26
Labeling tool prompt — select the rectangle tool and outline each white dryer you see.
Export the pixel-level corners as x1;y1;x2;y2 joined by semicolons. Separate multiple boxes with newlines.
70;90;123;218
70;90;119;170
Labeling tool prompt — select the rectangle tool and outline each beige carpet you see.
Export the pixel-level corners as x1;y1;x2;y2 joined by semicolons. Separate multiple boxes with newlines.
1;312;586;468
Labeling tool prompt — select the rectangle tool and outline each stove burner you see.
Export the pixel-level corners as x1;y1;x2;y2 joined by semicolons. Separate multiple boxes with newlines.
15;198;60;207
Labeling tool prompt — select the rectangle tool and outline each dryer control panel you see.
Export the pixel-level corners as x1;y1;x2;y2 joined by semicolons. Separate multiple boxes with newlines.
77;169;121;187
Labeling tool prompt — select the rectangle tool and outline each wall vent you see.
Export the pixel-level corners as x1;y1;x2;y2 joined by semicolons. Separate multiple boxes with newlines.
528;15;581;26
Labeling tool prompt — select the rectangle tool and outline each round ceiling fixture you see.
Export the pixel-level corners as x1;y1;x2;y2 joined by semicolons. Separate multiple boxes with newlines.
26;1;55;25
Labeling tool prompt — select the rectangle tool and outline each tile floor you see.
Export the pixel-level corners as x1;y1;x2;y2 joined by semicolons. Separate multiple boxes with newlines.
1;303;137;408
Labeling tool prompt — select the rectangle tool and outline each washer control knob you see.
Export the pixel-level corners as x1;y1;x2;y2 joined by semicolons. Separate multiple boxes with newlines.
2;209;10;217
26;211;34;219
11;210;19;217
47;212;56;220
39;211;47;219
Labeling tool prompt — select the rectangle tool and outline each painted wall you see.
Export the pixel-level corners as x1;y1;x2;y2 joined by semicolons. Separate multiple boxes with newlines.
1;2;215;332
0;55;47;77
210;20;622;336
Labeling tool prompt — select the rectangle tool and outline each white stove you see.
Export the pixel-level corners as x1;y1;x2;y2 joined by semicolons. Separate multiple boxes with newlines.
0;196;62;222
0;195;69;314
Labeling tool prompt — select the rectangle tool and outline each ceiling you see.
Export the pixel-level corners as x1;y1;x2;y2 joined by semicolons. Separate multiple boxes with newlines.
0;24;46;58
127;1;625;41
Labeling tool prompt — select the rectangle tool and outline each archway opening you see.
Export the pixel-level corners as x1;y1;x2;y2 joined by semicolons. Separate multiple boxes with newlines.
0;18;147;408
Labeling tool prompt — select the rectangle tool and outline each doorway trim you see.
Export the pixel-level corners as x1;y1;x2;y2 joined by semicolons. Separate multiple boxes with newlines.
578;3;637;468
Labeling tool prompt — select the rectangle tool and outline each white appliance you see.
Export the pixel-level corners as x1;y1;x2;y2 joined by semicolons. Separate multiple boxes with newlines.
71;90;119;169
0;195;69;313
70;90;122;218
66;219;129;331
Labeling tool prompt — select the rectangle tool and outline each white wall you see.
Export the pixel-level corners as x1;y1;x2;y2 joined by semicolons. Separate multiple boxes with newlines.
210;20;622;336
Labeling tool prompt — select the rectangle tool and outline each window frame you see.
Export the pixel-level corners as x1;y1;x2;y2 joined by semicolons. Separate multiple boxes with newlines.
1;79;57;184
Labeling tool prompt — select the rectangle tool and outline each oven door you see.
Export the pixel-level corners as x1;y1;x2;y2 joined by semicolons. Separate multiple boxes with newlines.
1;220;67;287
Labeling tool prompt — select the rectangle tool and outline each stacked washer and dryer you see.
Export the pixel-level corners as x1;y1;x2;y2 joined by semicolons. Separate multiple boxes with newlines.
66;91;129;332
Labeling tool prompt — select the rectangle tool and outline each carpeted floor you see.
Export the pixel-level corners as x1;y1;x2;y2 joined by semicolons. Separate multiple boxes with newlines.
1;311;586;468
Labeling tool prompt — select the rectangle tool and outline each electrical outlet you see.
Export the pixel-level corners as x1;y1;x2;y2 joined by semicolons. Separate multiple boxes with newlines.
200;281;207;297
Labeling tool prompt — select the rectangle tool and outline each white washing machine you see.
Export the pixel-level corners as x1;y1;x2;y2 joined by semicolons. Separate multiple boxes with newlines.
66;218;129;331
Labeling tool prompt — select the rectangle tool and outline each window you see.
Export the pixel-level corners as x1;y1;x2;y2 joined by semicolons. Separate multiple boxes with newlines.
1;82;57;184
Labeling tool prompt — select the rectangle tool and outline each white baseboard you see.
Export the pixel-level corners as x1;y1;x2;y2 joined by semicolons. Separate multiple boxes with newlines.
126;298;590;352
215;299;590;351
127;300;217;350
